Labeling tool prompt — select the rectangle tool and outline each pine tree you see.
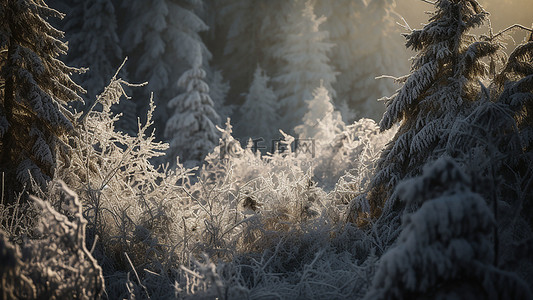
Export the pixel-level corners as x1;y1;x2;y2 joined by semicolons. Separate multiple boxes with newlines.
367;0;498;216
489;38;533;276
272;0;337;132
448;39;533;234
215;0;262;103
120;0;211;134
365;157;532;299
315;0;382;122
208;69;232;124
64;0;124;98
215;0;291;102
238;66;279;143
62;0;138;135
494;39;533;153
0;0;84;197
294;84;344;143
315;0;407;122
164;48;220;164
351;0;408;121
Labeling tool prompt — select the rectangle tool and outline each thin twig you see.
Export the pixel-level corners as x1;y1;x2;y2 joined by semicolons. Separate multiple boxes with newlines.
125;252;152;299
492;24;533;40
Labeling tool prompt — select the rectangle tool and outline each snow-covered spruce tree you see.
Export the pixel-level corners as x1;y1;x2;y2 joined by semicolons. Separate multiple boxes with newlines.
442;73;533;289
215;0;290;105
272;0;337;133
448;38;533;265
314;0;365;123
0;0;84;198
316;0;407;122
215;0;264;102
165;48;220;164
493;38;533;280
120;0;211;133
364;157;532;299
367;0;498;217
64;0;122;101
238;66;279;143
494;39;533;153
295;83;344;143
209;69;232;125
495;40;533;227
63;0;137;135
350;0;408;121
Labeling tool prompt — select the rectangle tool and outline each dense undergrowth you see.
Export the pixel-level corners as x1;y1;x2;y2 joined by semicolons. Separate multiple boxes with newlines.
1;72;399;299
2;1;533;299
3;62;532;298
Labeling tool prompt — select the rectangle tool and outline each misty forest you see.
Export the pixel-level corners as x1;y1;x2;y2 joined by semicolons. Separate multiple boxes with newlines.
1;0;533;299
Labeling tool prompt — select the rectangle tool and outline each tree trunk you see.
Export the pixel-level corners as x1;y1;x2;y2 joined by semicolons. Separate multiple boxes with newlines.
1;3;18;203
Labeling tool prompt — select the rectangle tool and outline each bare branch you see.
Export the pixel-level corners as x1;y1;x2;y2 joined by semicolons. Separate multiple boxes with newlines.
492;24;533;40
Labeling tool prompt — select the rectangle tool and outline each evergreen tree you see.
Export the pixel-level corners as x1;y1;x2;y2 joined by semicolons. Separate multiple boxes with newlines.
446;38;533;244
215;0;262;103
295;84;344;143
121;0;210;134
272;0;337;132
208;69;232;124
164;48;220;164
62;0;138;135
315;0;407;122
238;66;279;143
0;0;84;197
64;0;123;100
494;39;533;154
316;0;407;122
367;0;498;216
351;0;407;121
365;157;532;299
214;0;290;106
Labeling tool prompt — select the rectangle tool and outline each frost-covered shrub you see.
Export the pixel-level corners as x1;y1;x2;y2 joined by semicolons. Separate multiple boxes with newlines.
319;118;396;191
1;181;104;299
0;230;35;299
184;119;333;257
54;69;202;297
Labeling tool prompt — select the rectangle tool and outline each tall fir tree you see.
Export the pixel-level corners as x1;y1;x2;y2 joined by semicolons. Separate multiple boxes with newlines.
208;69;232;124
352;0;407;121
367;0;498;217
215;0;262;104
315;0;407;122
439;39;533;282
214;0;290;106
0;0;84;198
120;0;211;135
365;157;532;299
294;84;344;143
164;47;220;164
63;0;137;135
238;66;279;143
272;0;337;133
64;0;122;97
